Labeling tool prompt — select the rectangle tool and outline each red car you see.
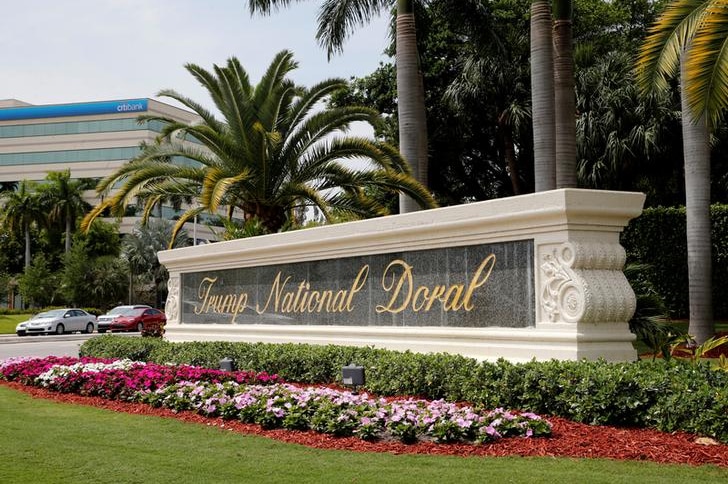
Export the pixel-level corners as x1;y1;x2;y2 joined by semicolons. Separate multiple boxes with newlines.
109;308;166;333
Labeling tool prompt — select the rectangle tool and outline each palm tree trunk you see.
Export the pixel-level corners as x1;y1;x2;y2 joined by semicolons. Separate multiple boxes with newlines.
680;49;714;344
553;0;577;188
499;112;523;194
396;0;429;214
65;215;72;253
24;225;31;269
531;0;556;192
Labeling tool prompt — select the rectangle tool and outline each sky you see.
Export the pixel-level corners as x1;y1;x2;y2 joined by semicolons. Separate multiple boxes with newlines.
2;0;391;110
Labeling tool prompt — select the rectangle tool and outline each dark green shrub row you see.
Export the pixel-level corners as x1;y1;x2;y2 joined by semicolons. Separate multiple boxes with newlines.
79;337;728;442
621;204;728;319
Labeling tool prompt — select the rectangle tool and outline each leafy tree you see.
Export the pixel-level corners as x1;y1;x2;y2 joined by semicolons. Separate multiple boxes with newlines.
0;226;24;275
76;219;122;258
575;50;683;198
18;254;60;308
0;180;45;269
61;240;127;310
121;219;190;308
442;1;530;195
82;51;435;242
248;0;430;213
37;169;93;253
0;271;10;306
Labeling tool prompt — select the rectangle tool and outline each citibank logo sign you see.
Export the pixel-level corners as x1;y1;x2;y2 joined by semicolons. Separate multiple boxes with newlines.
116;102;146;112
0;99;149;121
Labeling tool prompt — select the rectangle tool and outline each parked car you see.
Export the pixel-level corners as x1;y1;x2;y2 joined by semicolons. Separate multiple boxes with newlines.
97;305;151;333
16;309;96;336
110;308;166;333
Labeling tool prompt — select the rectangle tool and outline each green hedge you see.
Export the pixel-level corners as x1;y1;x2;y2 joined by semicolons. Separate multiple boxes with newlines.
79;337;728;443
621;204;728;319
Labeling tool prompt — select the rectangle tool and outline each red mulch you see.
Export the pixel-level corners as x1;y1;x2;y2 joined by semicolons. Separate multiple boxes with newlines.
2;380;726;468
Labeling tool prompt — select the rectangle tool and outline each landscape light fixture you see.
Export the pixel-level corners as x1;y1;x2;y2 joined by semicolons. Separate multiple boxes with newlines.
342;363;365;394
219;357;235;372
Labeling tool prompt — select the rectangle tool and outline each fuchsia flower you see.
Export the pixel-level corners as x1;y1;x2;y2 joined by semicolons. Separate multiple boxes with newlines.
0;356;551;445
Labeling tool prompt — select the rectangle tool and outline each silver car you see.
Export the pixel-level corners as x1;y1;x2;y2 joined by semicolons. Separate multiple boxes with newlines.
96;305;151;333
18;308;96;336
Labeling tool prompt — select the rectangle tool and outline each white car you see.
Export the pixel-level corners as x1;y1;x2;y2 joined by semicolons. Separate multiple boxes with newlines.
17;308;96;336
96;305;150;333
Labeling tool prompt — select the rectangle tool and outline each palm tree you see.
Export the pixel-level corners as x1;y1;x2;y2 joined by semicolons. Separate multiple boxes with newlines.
552;0;577;188
529;0;576;190
248;0;429;213
37;169;92;253
576;51;681;192
636;1;719;343
0;181;44;268
82;51;435;243
530;0;556;191
122;219;190;308
444;55;531;196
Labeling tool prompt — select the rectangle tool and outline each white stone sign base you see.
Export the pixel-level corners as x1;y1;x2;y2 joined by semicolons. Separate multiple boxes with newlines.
159;189;645;362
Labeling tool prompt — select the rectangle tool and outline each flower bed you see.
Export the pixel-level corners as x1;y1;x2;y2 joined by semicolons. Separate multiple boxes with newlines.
3;356;728;467
0;356;549;445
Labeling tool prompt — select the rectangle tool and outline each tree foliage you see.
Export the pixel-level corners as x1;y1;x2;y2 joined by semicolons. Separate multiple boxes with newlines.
83;50;436;243
122;219;190;308
18;254;60;308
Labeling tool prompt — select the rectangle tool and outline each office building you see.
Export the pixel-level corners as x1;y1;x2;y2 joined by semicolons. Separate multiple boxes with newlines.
0;98;214;241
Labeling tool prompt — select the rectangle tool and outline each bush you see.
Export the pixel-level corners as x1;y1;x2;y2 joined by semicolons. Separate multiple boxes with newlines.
80;337;728;442
79;334;168;361
621;204;728;318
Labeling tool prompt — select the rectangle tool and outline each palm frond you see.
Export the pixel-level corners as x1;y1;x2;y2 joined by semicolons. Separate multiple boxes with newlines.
316;0;391;58
685;4;728;124
636;0;711;94
248;0;304;15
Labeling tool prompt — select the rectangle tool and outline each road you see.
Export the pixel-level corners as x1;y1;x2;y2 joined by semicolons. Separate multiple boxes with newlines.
0;334;97;360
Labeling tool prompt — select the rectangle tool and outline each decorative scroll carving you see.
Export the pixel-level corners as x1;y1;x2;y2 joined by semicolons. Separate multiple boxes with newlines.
540;242;635;324
165;276;180;324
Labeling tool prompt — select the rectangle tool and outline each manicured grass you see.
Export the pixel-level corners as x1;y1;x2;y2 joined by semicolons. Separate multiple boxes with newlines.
0;386;725;484
0;314;32;335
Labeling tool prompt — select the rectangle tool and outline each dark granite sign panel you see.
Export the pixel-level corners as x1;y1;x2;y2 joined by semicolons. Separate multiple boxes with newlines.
181;240;534;328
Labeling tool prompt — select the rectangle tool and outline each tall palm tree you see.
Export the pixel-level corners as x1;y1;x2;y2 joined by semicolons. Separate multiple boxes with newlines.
248;0;429;213
0;181;44;269
37;169;92;253
636;1;719;343
530;0;575;190
530;0;556;191
552;0;577;188
82;51;435;243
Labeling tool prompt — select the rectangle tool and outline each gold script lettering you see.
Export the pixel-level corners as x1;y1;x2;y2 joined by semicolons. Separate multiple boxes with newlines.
256;272;291;314
194;277;218;315
375;260;413;314
463;254;496;310
376;255;496;314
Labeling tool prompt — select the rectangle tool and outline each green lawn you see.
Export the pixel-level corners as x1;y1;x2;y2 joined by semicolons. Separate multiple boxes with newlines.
0;386;725;484
0;313;32;335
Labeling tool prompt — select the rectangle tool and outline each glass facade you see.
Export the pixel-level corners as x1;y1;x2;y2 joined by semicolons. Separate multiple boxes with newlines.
0;118;165;138
0;147;142;166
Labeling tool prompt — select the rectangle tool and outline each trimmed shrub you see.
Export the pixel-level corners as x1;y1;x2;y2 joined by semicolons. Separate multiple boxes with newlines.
80;337;728;442
621;204;728;318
